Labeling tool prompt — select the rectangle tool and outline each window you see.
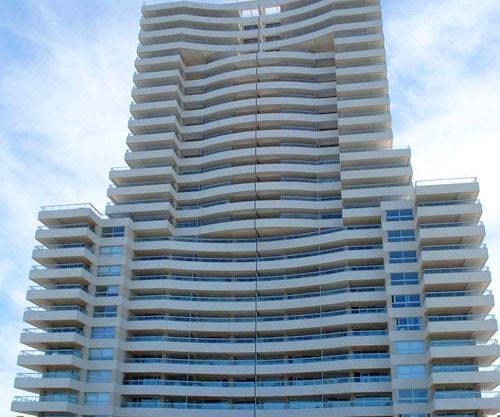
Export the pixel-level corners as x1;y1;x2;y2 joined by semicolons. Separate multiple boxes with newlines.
396;365;427;379
386;209;413;221
94;305;117;318
266;36;280;42
265;6;281;14
97;265;121;277
89;348;114;360
394;317;421;331
400;415;429;417
265;22;281;28
243;24;258;30
389;251;417;263
95;285;119;297
242;8;259;17
87;370;112;383
243;38;258;44
398;389;428;403
388;230;415;242
394;340;425;354
99;246;123;257
392;295;420;308
101;226;124;238
392;294;420;308
91;327;115;339
85;392;110;405
391;272;419;286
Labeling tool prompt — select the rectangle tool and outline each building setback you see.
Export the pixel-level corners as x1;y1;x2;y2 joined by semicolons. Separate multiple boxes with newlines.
12;0;500;416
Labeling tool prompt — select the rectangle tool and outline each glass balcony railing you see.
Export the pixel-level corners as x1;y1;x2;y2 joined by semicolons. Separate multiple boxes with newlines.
427;314;495;322
133;244;382;263
122;397;392;409
131;264;385;283
423;266;489;274
434;390;500;399
126;329;388;344
13;395;79;404
129;286;384;303
432;364;500;373
415;177;476;187
22;327;83;335
128;307;387;323
430;339;497;347
28;284;88;292
37;223;95;232
124;375;390;387
30;263;90;271
425;290;491;298
40;202;104;218
33;243;94;251
421;243;486;251
20;349;82;357
16;371;80;380
26;305;86;314
419;221;482;229
417;199;479;207
134;224;380;243
125;351;389;366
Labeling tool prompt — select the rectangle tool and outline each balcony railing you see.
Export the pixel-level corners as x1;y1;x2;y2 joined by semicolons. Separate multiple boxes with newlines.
434;390;500;399
26;305;86;314
417;199;479;207
128;307;387;323
124;375;391;387
129;286;384;303
31;263;90;271
28;284;88;292
419;221;483;229
415;177;477;186
421;243;486;251
122;398;392;409
425;290;491;298
126;351;389;366
427;314;495;322
16;371;80;380
126;329;388;344
430;339;497;347
33;243;94;252
20;349;82;357
13;395;78;404
133;244;382;263
432;364;500;373
131;264;385;283
37;223;95;231
22;327;83;335
40;202;105;218
134;224;379;243
423;266;489;274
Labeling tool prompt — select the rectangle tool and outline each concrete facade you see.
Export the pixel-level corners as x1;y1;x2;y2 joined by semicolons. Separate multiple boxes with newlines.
12;1;500;416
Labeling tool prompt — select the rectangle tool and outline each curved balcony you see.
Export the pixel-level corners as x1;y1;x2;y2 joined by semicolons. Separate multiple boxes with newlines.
124;351;390;377
128;263;385;294
121;375;391;398
126;307;387;333
17;349;83;372
125;329;388;354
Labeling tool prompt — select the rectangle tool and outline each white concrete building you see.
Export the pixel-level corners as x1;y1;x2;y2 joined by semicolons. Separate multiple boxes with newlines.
12;0;500;416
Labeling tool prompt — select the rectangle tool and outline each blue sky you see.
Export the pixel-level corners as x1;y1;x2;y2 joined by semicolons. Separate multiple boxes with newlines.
1;0;500;414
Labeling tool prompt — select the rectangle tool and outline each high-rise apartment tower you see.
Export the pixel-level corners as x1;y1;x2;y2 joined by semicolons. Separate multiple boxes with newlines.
12;1;500;417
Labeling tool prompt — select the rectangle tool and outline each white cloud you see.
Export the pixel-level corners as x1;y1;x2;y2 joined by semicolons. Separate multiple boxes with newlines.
384;0;500;317
0;1;141;415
